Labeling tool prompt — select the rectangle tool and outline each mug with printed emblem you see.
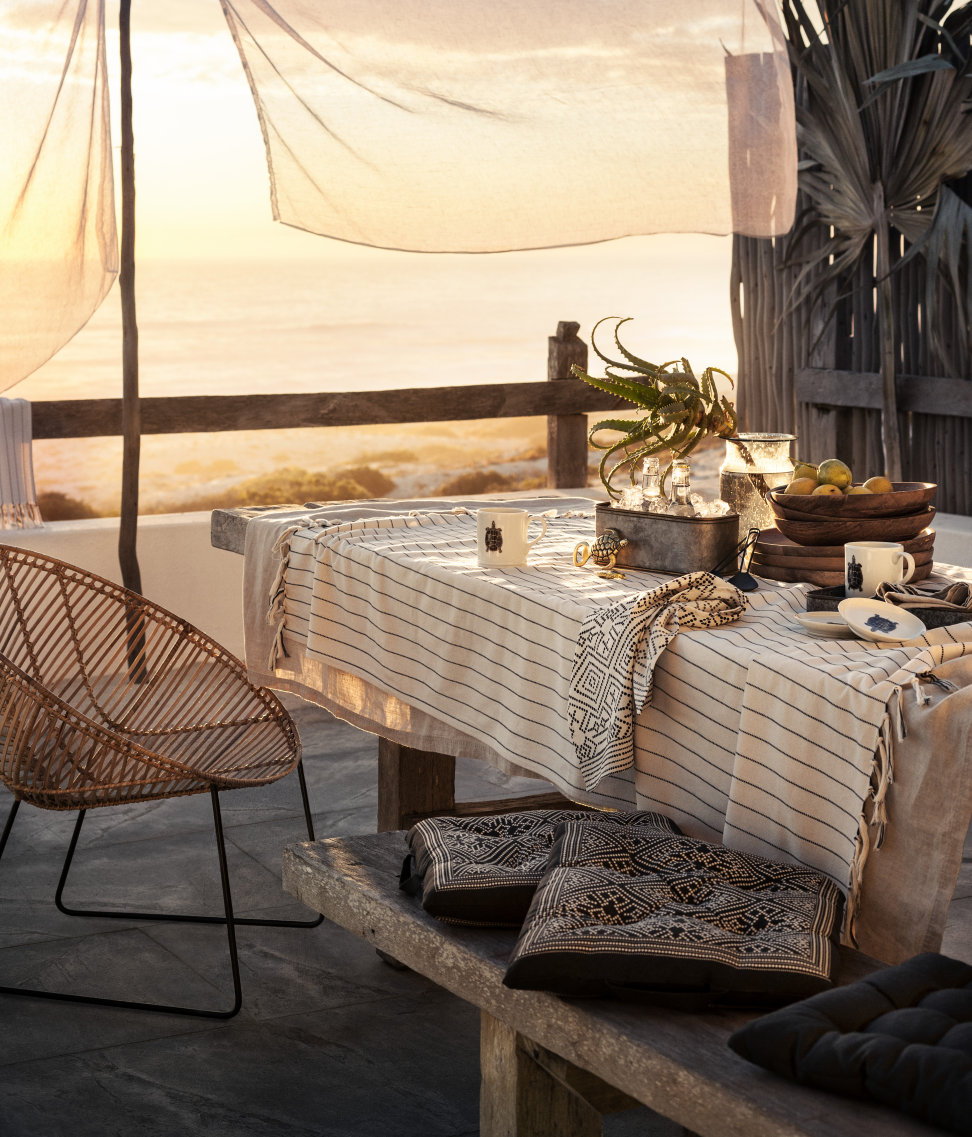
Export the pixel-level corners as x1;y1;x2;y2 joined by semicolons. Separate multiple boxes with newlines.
844;540;916;599
476;508;548;567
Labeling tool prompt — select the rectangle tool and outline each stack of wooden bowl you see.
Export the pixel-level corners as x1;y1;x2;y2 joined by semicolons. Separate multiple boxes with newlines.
752;481;937;587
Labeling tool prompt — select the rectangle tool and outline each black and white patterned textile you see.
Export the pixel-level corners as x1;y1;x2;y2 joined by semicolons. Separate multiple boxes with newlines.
503;819;843;1003
401;808;677;926
569;572;747;790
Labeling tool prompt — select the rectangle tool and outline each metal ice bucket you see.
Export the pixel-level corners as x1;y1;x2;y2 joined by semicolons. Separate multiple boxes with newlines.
595;502;740;575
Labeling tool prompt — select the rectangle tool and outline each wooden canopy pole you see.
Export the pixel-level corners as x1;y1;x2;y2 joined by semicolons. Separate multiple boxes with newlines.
118;0;141;593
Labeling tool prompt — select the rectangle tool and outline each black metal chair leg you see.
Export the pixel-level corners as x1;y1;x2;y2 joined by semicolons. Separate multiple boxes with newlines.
55;762;323;929
0;797;21;859
0;789;242;1018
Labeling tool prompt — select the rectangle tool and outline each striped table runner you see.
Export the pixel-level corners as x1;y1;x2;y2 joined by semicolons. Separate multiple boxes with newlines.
249;505;972;925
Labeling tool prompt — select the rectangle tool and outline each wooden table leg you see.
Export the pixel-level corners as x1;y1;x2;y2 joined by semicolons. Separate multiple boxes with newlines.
480;1011;606;1137
377;738;456;832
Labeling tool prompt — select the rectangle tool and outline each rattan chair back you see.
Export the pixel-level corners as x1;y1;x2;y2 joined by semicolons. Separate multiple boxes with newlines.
0;544;300;810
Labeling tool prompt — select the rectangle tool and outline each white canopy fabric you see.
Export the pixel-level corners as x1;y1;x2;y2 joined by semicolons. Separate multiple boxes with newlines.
220;0;797;252
0;0;117;395
0;0;797;394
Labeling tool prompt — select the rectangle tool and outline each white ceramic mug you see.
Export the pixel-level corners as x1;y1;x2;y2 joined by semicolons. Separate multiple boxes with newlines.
844;541;916;598
476;508;548;567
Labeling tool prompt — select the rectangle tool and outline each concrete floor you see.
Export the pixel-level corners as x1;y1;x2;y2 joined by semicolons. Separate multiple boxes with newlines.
1;698;969;1137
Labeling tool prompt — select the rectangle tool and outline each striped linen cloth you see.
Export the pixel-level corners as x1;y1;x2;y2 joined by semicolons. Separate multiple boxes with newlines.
0;398;42;529
247;504;972;924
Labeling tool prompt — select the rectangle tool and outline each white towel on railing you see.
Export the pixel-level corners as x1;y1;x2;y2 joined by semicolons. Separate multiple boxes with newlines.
0;398;43;529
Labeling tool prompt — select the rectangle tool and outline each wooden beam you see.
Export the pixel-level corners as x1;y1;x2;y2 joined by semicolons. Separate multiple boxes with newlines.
29;381;627;440
795;369;972;418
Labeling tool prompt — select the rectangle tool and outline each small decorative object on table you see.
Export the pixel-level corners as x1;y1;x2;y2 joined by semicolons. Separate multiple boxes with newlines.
573;528;629;579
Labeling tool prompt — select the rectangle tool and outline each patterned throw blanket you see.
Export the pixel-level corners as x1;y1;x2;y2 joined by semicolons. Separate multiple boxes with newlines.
568;572;747;790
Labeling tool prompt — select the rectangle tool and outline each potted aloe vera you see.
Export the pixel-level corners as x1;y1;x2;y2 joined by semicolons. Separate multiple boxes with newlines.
572;316;739;500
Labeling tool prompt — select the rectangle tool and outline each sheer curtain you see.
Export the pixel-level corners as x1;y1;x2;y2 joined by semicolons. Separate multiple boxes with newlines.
0;0;796;393
0;0;117;395
219;0;796;252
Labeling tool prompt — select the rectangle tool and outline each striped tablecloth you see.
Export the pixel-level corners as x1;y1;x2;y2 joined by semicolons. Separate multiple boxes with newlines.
243;499;972;957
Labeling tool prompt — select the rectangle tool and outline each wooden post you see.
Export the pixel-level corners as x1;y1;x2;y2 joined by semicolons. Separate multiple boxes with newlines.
547;321;590;489
118;0;141;594
480;1011;604;1137
376;739;456;832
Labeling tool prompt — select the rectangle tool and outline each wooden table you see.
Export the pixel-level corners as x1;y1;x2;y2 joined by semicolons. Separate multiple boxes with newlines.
213;499;972;966
283;830;945;1137
213;498;598;830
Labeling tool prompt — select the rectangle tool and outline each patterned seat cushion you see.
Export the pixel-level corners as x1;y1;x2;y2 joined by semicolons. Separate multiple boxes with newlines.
729;952;972;1135
400;809;678;927
503;819;843;1003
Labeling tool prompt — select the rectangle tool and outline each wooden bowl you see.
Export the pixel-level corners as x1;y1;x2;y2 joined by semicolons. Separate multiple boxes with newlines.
754;527;936;560
750;547;934;573
774;507;936;546
751;559;934;588
766;481;936;519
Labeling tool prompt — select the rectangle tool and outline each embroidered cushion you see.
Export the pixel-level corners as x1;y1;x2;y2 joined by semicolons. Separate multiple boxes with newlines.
503;819;843;1003
729;952;972;1135
400;809;678;927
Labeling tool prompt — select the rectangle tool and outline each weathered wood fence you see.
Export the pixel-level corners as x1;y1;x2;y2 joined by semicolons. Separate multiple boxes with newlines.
29;322;620;492
732;219;972;517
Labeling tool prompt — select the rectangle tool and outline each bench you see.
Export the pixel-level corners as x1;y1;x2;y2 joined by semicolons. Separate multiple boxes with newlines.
282;831;943;1137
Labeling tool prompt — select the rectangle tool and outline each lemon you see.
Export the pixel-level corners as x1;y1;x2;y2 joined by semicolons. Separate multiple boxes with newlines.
784;477;818;495
812;483;843;496
863;475;894;494
816;458;853;489
792;461;818;483
846;485;873;495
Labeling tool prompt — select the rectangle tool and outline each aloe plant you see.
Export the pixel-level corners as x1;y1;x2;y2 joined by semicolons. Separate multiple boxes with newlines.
571;316;738;500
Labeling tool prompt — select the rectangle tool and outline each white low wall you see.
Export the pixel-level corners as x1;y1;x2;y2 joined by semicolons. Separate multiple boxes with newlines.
0;509;968;667
0;513;246;659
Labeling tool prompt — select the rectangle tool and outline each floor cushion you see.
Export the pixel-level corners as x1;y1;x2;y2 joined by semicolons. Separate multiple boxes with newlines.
729;952;972;1135
400;809;677;926
503;818;843;1004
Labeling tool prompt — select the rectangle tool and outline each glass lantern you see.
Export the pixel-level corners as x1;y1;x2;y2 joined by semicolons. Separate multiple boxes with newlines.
719;433;796;537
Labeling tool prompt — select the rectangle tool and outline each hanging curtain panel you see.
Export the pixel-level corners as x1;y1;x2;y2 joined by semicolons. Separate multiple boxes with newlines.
220;0;797;252
0;0;117;394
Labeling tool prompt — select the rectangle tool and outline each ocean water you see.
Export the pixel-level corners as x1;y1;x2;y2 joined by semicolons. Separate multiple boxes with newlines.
12;236;737;511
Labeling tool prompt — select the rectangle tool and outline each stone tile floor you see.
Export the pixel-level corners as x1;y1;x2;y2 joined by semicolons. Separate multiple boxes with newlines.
1;698;969;1137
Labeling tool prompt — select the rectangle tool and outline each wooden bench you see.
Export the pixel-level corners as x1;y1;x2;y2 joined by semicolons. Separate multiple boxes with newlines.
282;831;942;1137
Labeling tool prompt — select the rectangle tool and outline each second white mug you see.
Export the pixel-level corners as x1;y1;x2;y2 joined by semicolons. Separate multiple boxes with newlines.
477;508;547;567
844;540;916;598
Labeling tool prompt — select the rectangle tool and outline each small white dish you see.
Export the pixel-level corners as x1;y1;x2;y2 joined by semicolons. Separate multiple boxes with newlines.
794;611;856;639
837;598;927;643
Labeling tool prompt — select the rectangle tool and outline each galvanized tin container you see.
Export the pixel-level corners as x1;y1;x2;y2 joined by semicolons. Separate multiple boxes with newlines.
595;502;740;575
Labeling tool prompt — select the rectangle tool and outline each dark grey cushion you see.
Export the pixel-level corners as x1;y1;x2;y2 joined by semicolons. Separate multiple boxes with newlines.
729;952;972;1135
401;809;678;926
503;819;843;1004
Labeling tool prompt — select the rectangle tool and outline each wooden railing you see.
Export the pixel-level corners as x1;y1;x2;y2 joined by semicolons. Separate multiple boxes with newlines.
29;322;623;489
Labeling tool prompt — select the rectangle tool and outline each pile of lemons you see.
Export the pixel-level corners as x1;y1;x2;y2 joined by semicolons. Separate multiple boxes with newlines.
784;459;894;497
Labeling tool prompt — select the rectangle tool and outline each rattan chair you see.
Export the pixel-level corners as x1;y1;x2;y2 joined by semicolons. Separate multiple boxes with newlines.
0;543;322;1018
